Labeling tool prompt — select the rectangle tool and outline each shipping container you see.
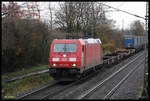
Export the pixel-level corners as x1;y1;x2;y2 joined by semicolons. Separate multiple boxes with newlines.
123;35;145;49
123;37;134;48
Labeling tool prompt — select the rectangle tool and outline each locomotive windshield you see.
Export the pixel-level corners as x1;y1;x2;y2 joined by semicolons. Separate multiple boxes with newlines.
53;43;77;52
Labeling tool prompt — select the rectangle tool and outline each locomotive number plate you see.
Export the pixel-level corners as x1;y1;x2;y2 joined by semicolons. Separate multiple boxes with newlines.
62;58;67;61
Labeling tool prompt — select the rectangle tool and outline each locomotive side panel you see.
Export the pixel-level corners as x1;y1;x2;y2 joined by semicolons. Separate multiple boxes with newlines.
96;43;102;65
84;42;102;71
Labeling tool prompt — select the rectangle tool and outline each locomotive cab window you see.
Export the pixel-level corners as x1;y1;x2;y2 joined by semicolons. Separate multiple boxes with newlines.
53;43;77;52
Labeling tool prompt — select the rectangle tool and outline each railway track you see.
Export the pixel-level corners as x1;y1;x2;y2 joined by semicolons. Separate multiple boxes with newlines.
16;80;59;99
41;70;100;99
103;59;144;99
16;66;101;99
80;57;145;99
49;51;145;99
16;50;145;99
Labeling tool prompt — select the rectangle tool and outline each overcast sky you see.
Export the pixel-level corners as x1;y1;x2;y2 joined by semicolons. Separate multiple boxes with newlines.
104;2;146;29
38;2;146;30
3;2;147;30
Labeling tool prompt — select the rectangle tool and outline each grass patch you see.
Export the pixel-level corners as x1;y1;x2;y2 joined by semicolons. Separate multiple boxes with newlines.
138;84;144;97
103;49;111;55
2;72;53;97
2;64;49;80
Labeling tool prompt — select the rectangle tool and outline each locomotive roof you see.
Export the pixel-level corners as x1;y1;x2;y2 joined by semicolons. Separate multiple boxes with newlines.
124;34;144;37
54;38;102;44
83;38;101;44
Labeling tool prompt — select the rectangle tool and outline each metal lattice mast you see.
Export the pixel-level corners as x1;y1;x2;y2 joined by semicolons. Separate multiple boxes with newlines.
143;1;149;98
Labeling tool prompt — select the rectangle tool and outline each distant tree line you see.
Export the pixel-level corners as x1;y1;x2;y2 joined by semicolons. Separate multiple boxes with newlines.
2;2;144;73
2;17;50;73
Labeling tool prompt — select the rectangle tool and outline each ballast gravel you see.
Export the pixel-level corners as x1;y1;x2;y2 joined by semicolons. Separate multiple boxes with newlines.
109;61;145;99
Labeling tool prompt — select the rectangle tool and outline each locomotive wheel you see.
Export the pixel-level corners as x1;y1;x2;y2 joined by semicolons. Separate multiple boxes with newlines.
82;72;86;77
93;67;96;72
77;74;82;79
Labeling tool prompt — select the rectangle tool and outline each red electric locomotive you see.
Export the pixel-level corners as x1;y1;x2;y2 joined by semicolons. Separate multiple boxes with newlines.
49;38;103;81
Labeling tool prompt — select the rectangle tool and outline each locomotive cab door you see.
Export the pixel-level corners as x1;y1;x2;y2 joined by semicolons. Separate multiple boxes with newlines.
81;45;84;68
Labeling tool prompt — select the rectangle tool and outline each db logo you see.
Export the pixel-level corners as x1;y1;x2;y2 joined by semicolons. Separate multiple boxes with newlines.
62;58;67;61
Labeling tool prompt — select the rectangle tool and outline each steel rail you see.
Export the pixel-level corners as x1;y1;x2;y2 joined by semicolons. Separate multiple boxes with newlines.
51;52;139;99
16;80;59;99
103;58;145;99
18;66;101;99
78;51;144;99
40;69;101;99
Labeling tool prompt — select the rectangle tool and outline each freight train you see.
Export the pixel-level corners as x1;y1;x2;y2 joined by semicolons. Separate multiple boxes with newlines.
49;35;146;81
49;38;103;80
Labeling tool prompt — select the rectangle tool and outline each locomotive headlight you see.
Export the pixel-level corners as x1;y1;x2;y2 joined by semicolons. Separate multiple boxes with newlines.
73;64;76;66
52;58;59;61
69;58;76;61
53;64;57;66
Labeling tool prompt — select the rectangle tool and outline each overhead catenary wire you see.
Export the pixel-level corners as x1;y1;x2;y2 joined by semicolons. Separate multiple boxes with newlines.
116;3;124;9
100;3;145;20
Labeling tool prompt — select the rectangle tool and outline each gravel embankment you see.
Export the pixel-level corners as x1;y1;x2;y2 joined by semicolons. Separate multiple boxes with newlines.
110;61;145;99
84;51;145;99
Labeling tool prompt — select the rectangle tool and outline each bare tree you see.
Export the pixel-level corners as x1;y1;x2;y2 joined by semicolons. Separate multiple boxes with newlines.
48;2;54;31
130;20;144;36
53;2;117;38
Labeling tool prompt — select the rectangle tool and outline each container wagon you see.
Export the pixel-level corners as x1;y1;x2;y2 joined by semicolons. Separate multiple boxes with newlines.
123;35;145;51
